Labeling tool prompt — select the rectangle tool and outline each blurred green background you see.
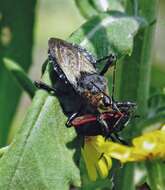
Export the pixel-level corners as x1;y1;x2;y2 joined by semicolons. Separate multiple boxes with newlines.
9;0;165;142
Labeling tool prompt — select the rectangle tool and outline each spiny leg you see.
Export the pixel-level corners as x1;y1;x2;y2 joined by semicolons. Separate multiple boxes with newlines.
114;133;129;145
96;114;110;136
41;59;48;76
111;113;129;145
98;54;117;76
65;112;80;128
34;80;56;94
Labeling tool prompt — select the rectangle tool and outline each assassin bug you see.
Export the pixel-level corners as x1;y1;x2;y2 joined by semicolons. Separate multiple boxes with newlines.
35;38;136;143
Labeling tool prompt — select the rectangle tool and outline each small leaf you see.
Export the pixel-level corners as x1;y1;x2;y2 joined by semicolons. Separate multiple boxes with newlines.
69;12;141;60
75;0;124;19
3;58;36;98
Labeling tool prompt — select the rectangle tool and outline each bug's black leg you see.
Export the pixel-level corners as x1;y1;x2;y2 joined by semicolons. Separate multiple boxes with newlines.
34;81;56;94
98;54;117;76
116;101;137;108
114;133;129;145
96;114;110;137
113;115;125;135
108;134;117;142
41;59;48;76
65;112;79;128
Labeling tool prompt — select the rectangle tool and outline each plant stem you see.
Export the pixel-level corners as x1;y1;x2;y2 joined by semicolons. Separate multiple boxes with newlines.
119;0;158;120
114;0;158;189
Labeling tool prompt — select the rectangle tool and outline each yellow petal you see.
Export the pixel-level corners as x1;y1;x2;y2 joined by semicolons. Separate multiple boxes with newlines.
81;148;98;181
96;154;112;178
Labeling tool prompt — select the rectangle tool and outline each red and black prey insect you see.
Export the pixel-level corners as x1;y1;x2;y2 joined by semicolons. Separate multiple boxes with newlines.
35;38;136;143
70;102;135;143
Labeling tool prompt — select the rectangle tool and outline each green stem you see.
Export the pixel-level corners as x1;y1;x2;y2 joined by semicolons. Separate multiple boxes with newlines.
145;160;165;190
115;0;158;189
119;0;158;127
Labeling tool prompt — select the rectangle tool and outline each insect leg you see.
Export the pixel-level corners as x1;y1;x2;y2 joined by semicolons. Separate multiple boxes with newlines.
98;54;117;76
113;113;124;129
41;59;48;76
96;114;110;136
34;81;56;94
113;133;129;145
65;112;79;128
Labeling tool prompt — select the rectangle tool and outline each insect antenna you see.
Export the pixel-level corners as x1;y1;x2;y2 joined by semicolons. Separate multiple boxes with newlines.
111;57;117;102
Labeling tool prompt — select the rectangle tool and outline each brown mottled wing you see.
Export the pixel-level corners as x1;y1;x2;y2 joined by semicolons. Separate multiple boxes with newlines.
48;38;97;88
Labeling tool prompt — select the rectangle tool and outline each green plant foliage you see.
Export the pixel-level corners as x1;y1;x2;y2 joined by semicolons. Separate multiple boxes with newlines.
3;58;36;98
145;160;165;190
69;12;141;59
151;63;165;90
75;0;124;19
0;69;81;190
0;0;36;147
0;145;9;157
113;0;162;189
0;11;140;190
0;0;163;189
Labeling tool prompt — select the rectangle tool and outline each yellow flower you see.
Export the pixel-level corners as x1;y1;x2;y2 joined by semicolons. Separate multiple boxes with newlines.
81;136;112;181
82;126;165;181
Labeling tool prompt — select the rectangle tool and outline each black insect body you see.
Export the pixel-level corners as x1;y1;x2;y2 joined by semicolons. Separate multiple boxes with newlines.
35;38;116;118
35;38;136;143
70;102;136;143
47;38;115;111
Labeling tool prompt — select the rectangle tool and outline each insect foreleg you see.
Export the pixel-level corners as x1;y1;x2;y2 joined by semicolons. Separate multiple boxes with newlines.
65;112;79;128
113;133;129;145
34;81;56;94
98;54;117;76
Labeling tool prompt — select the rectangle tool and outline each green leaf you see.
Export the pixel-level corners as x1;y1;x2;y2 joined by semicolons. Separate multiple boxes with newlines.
0;145;10;157
74;0;98;19
145;160;165;190
3;58;36;98
69;12;141;60
0;69;81;189
114;164;135;190
92;0;124;13
75;0;124;19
